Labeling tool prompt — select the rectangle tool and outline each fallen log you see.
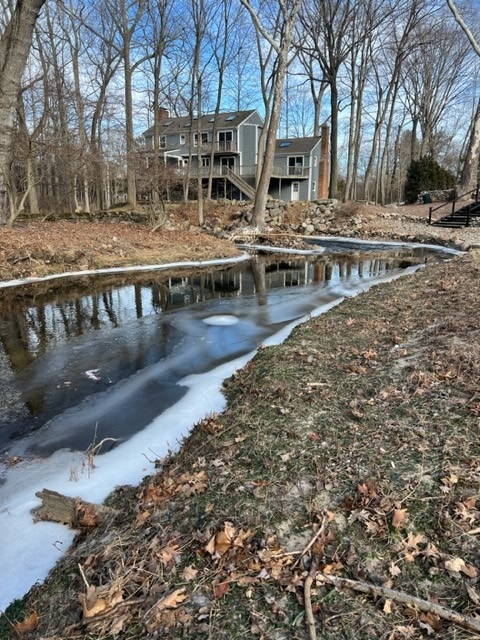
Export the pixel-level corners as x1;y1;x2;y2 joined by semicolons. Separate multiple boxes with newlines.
34;488;115;528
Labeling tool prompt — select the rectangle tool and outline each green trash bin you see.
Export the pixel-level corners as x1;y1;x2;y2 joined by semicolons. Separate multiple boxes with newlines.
422;193;432;204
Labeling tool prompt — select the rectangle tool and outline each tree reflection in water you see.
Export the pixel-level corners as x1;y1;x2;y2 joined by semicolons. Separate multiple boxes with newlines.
0;247;444;456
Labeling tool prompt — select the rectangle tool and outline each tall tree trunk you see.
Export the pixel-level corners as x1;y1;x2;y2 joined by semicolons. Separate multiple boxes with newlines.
124;41;137;207
457;97;480;196
240;0;303;227
329;82;339;198
0;0;46;223
252;53;288;226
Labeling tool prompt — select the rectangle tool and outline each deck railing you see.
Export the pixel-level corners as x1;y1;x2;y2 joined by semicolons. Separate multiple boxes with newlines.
178;164;310;179
193;141;238;153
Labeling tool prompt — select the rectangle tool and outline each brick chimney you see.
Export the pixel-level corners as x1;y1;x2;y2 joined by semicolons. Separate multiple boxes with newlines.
318;124;330;199
155;106;170;122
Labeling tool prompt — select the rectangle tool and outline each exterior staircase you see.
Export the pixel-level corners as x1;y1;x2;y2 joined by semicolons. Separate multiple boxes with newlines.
223;169;256;200
429;188;480;228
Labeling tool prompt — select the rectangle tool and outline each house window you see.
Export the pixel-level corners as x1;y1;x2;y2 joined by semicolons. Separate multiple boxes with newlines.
218;130;233;151
180;134;186;144
194;132;208;147
288;156;304;176
160;135;166;148
313;156;317;167
202;157;210;167
280;141;292;147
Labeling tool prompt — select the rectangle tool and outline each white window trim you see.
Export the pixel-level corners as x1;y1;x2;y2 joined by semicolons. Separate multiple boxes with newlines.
218;130;233;141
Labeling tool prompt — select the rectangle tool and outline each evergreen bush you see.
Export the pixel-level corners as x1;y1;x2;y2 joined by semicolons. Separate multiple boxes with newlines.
404;156;455;204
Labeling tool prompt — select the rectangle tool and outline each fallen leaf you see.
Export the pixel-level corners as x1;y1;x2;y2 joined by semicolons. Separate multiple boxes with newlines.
155;588;187;611
392;508;409;529
389;562;402;577
205;534;216;555
80;588;108;618
182;565;199;581
13;611;39;634
383;598;393;613
445;557;478;577
157;543;181;566
212;522;236;556
215;530;233;555
79;586;123;618
419;611;442;631
214;581;231;599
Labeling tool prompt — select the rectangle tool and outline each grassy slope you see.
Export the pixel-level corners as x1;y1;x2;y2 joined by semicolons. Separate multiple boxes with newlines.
3;251;480;640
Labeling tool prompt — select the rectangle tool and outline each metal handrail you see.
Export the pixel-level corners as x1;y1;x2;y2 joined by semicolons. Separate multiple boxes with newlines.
428;186;479;224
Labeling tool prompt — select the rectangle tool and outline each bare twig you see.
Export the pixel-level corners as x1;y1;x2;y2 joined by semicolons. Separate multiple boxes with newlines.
316;573;480;634
304;556;319;640
292;513;328;569
78;563;90;589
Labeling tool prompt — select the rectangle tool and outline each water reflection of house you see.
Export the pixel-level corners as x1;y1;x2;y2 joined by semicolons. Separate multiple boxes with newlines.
142;109;330;202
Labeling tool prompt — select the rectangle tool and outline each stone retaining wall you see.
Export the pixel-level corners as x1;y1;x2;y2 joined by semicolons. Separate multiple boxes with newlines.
224;198;339;235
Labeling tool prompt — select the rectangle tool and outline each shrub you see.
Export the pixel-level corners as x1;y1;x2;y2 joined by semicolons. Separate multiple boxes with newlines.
404;156;455;204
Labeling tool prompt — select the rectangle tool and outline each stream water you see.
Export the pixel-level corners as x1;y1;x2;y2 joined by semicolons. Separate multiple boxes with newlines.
0;241;457;609
0;246;445;458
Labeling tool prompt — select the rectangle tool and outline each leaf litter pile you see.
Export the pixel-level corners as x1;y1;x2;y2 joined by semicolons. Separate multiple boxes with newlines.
3;250;480;640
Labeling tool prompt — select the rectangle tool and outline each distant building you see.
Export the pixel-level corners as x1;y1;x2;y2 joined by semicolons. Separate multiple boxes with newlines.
142;109;329;202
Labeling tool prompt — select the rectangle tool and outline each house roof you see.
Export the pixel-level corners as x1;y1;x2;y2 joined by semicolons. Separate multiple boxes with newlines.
275;137;321;155
143;110;259;137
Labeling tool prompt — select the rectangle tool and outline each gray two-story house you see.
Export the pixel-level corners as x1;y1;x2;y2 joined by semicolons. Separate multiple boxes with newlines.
142;109;324;202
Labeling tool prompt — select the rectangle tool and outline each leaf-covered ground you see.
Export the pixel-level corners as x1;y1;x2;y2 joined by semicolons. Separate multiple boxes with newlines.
0;218;241;281
2;208;480;639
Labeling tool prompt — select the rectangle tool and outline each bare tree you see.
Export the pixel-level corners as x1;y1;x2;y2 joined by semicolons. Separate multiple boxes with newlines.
446;0;480;196
240;0;303;227
298;0;387;199
143;0;175;219
0;0;46;223
362;0;430;203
